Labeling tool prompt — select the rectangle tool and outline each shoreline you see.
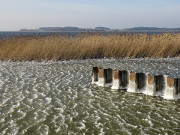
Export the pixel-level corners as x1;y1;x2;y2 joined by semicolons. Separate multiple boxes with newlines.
0;57;180;62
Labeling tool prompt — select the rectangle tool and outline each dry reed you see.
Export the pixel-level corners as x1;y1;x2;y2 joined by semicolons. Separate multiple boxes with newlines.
0;33;180;61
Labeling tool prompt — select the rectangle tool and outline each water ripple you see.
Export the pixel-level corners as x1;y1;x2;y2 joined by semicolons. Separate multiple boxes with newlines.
0;58;180;134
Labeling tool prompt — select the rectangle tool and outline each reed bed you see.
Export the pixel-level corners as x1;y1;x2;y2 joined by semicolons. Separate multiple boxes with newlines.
0;33;180;61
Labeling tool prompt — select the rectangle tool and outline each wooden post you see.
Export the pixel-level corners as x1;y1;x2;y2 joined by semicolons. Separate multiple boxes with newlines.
164;77;177;100
111;70;120;89
154;75;165;96
119;71;129;89
136;73;147;92
97;68;105;87
143;74;156;96
104;68;113;87
92;67;98;84
127;72;137;92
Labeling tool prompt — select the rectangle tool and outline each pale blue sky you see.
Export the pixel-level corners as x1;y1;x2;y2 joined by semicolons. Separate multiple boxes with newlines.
0;0;180;31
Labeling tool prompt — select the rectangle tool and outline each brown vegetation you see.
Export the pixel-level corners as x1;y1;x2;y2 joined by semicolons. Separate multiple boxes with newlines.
0;33;180;61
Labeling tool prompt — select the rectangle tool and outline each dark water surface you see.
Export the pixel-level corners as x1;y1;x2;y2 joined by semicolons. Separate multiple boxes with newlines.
1;31;176;39
0;59;180;135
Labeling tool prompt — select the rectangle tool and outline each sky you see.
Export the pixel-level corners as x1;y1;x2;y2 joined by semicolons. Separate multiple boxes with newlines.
0;0;180;31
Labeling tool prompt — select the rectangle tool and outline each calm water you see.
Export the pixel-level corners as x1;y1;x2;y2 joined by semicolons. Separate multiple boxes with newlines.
0;59;180;135
0;32;83;39
0;32;52;38
0;31;175;39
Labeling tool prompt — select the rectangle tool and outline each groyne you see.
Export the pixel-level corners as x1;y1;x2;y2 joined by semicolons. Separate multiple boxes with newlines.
92;67;180;100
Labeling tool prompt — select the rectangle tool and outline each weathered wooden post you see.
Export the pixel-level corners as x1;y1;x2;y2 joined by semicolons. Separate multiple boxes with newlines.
127;72;137;92
104;68;113;87
92;67;98;84
97;67;105;87
111;70;120;89
164;77;180;100
119;71;129;89
154;75;165;96
143;74;156;96
136;73;147;92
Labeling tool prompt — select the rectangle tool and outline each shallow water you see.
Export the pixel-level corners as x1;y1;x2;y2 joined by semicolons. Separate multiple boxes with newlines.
0;58;180;135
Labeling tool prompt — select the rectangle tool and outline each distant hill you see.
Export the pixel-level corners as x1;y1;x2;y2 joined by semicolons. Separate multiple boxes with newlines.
127;27;164;30
19;26;180;33
19;27;111;32
125;27;180;32
39;27;83;32
95;27;110;31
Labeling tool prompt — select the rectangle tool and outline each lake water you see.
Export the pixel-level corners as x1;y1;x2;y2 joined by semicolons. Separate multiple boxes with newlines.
0;58;180;135
1;31;175;39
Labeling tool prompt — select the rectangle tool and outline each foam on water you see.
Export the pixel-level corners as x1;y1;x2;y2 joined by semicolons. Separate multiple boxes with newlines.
0;58;180;134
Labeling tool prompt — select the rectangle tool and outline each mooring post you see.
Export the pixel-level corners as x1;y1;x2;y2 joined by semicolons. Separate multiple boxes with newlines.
92;67;99;84
127;72;137;92
97;67;105;87
119;70;129;89
164;77;177;100
136;73;147;92
111;70;120;89
154;75;165;96
143;74;156;96
104;68;113;87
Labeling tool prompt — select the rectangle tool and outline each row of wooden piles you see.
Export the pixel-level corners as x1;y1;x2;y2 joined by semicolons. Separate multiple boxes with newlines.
92;67;180;100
